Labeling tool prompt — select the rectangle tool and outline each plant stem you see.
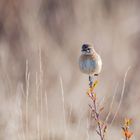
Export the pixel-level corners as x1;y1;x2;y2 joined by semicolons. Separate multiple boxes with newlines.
125;129;128;140
93;99;104;140
89;76;104;140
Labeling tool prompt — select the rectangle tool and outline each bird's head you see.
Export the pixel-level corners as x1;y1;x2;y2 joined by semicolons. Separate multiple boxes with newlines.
81;44;94;54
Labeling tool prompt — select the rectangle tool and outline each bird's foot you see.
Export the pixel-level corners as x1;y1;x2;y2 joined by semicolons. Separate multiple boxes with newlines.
89;75;93;87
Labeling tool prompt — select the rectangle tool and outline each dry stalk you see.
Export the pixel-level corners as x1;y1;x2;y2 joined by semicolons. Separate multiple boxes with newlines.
87;76;106;140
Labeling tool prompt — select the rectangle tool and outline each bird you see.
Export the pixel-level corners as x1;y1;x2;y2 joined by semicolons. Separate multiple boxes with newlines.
79;44;102;77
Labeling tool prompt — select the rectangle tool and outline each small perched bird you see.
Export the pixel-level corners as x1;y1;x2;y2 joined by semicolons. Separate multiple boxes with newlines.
79;44;102;76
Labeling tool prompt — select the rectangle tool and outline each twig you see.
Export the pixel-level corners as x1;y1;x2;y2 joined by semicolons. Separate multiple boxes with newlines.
88;76;105;140
93;99;104;140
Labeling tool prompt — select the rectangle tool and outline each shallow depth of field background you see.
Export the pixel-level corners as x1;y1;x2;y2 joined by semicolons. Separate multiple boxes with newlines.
0;0;140;140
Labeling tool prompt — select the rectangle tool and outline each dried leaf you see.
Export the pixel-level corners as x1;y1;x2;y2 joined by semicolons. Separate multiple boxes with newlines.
124;130;133;139
92;80;99;89
124;118;132;127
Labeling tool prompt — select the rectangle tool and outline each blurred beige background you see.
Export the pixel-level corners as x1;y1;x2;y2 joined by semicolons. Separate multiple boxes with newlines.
0;0;139;140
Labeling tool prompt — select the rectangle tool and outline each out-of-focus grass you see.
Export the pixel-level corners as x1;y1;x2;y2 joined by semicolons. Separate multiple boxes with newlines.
0;0;139;140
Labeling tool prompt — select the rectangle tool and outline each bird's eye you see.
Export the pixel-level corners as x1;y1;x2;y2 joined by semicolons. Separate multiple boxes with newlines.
82;44;89;50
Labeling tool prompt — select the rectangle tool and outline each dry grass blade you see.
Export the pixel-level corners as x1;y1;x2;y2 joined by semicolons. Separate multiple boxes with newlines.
45;91;50;140
25;60;30;140
59;76;67;139
36;72;40;140
104;83;119;124
109;66;131;127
